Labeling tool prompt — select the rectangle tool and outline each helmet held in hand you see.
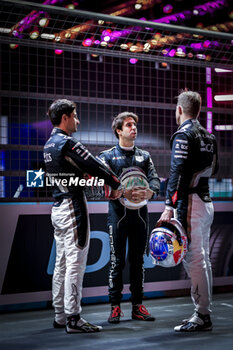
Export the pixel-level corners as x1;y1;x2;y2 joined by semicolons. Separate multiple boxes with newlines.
149;218;188;267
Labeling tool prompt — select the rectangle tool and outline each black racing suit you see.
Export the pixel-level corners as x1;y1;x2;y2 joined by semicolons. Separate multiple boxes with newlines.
99;143;160;305
43;127;120;317
165;118;218;315
44;127;121;248
165;118;218;231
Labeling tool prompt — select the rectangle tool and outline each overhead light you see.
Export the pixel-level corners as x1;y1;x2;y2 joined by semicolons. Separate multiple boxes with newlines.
100;41;108;47
143;43;150;52
30;30;39;39
12;30;23;38
196;54;206;60
205;55;212;61
0;27;11;33
135;4;142;10
120;44;128;50
176;47;186;57
101;29;111;42
214;95;233;102
82;38;93;47
103;35;111;42
206;112;213;133
129;58;138;64
55;49;63;55
9;43;19;49
86;54;103;63
215;125;233;131
163;4;173;14
215;68;233;73
168;49;176;57
210;26;218;31
130;45;138;52
203;40;211;48
155;62;170;70
39;18;49;27
41;33;55;40
65;4;75;9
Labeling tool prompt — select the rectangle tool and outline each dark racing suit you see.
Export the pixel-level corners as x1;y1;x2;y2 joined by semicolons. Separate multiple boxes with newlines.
99;144;160;305
165;119;218;315
43;127;120;318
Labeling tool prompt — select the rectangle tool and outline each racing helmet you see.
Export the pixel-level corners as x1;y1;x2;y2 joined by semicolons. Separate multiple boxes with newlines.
149;218;188;267
119;167;149;210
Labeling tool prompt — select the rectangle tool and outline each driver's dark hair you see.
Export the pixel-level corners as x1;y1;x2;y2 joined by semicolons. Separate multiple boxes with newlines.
112;112;138;139
48;99;76;126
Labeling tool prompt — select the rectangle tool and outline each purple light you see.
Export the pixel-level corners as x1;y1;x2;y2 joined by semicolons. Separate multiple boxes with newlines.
12;30;24;38
194;1;226;16
207;87;213;108
190;42;203;51
102;29;111;36
178;46;186;52
168;49;176;57
110;31;122;41
94;40;100;45
55;49;63;55
129;58;138;64
203;40;211;48
163;4;173;14
82;38;92;47
11;0;67;39
206;67;212;84
135;1;227;27
101;29;111;41
99;29;132;44
213;41;220;47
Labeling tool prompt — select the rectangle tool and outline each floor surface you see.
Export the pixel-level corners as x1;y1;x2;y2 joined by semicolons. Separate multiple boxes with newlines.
0;293;233;350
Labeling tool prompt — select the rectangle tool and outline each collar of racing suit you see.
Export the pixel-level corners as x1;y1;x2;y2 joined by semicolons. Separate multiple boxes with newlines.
178;118;200;131
116;143;135;155
51;127;69;136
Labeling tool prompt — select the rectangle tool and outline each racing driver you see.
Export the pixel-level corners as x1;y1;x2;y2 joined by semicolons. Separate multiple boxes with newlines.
44;99;121;333
158;90;219;332
99;111;160;324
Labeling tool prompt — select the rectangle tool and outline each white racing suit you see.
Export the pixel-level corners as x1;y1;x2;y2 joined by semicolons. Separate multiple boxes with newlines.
44;127;120;319
166;119;218;315
183;194;214;314
51;196;90;317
